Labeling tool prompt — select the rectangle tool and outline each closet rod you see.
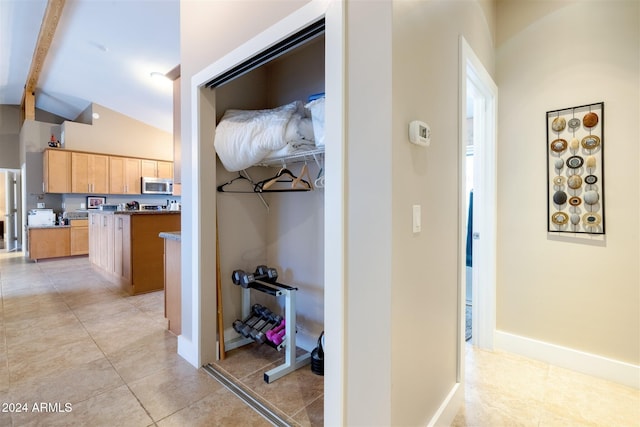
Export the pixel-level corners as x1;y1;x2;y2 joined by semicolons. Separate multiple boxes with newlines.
205;18;325;89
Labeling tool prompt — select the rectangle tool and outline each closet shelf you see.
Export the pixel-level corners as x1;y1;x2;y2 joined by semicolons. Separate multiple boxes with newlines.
256;146;324;168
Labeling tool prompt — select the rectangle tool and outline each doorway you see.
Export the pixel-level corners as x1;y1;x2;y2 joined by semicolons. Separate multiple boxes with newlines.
459;37;497;357
0;169;22;253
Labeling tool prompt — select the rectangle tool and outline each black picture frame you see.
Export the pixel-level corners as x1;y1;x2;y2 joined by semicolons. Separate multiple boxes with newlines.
546;102;604;234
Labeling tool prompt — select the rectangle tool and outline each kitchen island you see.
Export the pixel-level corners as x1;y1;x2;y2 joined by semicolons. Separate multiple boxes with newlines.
89;211;180;295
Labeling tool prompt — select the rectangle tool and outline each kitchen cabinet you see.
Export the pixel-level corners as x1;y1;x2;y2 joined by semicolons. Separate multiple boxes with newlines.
43;149;71;193
71;152;109;194
69;219;89;256
141;159;173;179
89;212;180;295
28;227;71;261
109;157;141;194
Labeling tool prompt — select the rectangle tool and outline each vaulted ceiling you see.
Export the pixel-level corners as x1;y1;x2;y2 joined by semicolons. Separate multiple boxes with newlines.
0;0;180;133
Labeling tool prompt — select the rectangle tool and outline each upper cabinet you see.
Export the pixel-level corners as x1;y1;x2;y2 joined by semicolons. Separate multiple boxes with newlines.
42;148;173;195
141;159;173;179
43;149;71;193
71;152;109;194
110;157;141;194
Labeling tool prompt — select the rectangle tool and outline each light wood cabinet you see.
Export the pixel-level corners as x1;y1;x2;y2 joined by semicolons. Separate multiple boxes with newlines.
43;149;71;193
141;159;173;179
109;157;141;194
69;219;89;256
89;212;180;295
28;227;71;261
43;149;173;195
71;152;109;194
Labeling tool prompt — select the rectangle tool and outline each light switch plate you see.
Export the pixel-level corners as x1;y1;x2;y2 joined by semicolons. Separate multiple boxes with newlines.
412;205;421;233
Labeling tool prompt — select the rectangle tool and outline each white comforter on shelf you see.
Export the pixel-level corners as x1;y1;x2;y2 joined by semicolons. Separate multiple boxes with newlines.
214;101;315;172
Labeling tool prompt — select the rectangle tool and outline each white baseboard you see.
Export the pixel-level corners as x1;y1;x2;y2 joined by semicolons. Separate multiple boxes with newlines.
177;335;199;368
427;382;463;427
495;330;639;389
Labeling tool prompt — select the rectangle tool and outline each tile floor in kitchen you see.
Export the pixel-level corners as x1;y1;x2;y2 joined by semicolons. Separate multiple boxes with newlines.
1;251;638;426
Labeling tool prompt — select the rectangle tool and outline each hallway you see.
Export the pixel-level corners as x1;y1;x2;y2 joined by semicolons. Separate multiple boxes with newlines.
0;252;638;426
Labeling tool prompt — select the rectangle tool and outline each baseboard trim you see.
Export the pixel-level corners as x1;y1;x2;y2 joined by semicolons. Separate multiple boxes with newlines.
495;330;639;389
177;335;199;368
427;382;463;427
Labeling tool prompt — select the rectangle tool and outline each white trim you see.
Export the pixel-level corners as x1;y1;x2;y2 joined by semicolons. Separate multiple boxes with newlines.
177;335;198;367
427;383;464;427
496;330;640;389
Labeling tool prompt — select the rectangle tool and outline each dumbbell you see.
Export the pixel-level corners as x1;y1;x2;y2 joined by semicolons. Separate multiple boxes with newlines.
232;304;265;336
240;305;274;338
231;266;278;288
266;318;285;342
241;306;282;343
270;328;287;346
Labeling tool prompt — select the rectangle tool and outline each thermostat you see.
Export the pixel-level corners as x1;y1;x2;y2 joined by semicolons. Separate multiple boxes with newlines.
409;120;431;147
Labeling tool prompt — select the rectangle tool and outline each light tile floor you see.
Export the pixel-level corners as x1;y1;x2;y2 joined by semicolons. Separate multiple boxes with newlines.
1;252;638;426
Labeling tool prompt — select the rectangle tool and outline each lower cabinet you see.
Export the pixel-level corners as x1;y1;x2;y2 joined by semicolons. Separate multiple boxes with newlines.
29;222;89;261
70;219;89;256
28;228;70;261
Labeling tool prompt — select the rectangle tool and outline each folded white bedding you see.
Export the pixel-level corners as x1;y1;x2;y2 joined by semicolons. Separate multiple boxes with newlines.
214;101;303;171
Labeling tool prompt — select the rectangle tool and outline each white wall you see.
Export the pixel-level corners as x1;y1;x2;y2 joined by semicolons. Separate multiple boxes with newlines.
62;103;173;160
0;106;21;170
390;1;496;424
496;0;639;366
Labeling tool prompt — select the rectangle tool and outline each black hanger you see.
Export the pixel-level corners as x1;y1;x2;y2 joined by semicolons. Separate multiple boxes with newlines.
217;173;255;193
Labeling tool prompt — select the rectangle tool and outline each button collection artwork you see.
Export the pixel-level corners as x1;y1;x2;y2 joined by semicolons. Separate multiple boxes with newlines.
547;102;604;234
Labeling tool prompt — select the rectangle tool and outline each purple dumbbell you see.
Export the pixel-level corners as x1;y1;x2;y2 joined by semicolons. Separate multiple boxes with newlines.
270;328;287;345
266;319;285;342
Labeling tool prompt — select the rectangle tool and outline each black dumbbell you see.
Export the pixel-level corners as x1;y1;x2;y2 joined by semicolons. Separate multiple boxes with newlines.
231;267;278;288
232;304;265;336
248;309;284;343
240;305;273;337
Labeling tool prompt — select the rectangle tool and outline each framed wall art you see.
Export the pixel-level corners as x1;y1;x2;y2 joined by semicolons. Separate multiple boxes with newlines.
87;196;106;209
547;102;604;234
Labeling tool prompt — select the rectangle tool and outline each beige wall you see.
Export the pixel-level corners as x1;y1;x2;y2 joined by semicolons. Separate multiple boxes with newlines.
0;105;21;169
496;0;639;364
61;103;173;160
390;0;495;424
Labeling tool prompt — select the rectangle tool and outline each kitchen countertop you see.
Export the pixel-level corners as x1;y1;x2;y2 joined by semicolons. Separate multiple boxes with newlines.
159;231;181;241
28;225;71;229
89;210;181;215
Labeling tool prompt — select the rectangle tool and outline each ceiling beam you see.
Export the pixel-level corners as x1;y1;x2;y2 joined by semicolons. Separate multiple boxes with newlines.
21;0;66;122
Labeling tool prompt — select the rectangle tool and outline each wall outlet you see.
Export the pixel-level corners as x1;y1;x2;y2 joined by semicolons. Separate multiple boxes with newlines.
37;202;45;209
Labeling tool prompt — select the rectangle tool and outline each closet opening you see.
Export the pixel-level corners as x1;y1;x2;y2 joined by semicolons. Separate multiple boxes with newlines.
200;20;326;426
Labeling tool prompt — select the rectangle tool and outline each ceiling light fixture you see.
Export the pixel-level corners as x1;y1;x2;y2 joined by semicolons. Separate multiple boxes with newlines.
150;71;169;80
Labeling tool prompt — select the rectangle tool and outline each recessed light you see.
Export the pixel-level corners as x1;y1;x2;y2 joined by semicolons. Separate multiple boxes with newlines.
92;112;100;119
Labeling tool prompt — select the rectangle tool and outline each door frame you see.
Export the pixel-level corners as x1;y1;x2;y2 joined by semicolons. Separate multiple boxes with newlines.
457;36;498;378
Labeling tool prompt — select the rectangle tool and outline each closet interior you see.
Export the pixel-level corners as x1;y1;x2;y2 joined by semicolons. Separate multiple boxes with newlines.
203;19;326;420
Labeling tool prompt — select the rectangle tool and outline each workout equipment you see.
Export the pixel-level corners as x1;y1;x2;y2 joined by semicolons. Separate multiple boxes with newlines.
269;328;287;346
231;266;278;288
232;304;266;337
266;319;285;341
224;264;311;383
310;331;324;376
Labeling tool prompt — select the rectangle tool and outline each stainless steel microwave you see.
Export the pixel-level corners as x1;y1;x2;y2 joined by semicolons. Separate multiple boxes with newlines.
141;177;173;194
